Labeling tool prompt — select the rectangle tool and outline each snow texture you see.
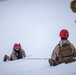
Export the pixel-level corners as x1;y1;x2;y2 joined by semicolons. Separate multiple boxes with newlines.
0;0;76;75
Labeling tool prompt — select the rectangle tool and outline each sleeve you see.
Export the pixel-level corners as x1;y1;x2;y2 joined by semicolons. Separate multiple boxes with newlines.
22;49;26;57
70;43;76;57
10;50;17;60
51;44;60;60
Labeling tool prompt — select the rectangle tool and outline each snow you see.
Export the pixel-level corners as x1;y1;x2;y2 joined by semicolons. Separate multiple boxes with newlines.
0;0;76;75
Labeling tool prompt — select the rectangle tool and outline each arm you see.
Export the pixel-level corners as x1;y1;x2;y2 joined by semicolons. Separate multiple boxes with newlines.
10;50;17;60
70;43;76;57
51;44;60;61
21;49;26;58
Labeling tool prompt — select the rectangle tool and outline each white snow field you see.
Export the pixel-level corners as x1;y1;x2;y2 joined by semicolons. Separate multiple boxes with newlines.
0;0;76;75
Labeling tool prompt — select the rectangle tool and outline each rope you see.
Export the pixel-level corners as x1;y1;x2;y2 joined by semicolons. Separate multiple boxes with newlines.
25;58;50;60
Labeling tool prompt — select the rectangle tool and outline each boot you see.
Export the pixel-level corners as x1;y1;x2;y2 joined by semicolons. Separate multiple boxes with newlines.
3;55;10;62
48;59;54;66
48;59;59;66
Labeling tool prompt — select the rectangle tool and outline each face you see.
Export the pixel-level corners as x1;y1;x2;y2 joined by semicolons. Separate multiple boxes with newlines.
14;46;20;51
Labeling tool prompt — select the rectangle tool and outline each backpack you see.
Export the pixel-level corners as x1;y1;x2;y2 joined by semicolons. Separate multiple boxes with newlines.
59;43;74;64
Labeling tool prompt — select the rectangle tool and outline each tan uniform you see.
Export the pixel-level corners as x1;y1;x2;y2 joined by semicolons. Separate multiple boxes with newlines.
10;48;26;60
3;48;26;61
51;40;76;61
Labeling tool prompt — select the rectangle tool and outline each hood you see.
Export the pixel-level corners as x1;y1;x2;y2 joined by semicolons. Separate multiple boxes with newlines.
59;40;70;47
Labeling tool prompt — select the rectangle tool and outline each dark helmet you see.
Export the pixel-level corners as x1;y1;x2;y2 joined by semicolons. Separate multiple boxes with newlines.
59;29;69;38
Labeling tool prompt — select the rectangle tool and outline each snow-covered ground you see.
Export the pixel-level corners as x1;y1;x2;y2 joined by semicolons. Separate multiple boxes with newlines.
0;0;76;75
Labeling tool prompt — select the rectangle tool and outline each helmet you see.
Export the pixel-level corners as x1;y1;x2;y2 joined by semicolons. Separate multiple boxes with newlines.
59;29;69;38
13;43;19;49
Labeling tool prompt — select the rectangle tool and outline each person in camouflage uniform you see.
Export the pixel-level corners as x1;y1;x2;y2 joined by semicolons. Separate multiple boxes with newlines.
49;29;76;66
3;43;26;61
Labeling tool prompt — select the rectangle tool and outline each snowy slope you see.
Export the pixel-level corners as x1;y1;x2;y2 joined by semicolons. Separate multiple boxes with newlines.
0;0;76;75
0;58;76;75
